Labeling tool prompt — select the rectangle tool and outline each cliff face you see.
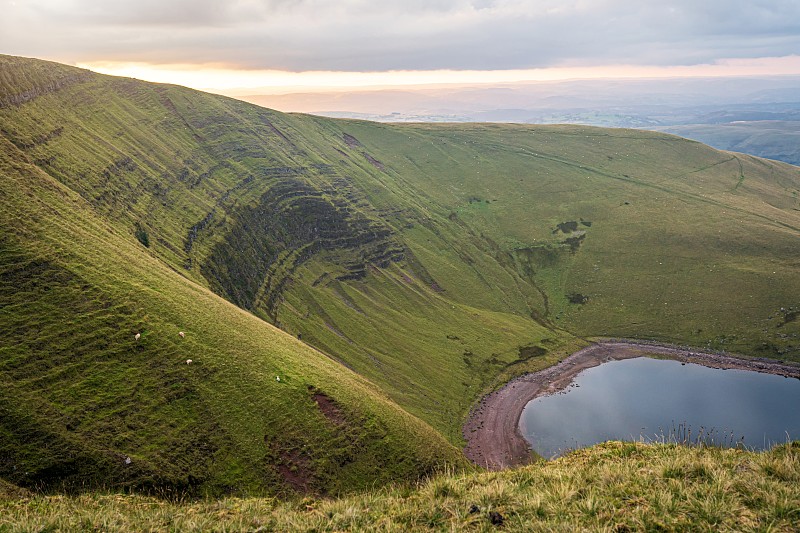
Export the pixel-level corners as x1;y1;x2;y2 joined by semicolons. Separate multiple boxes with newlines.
203;172;405;316
0;56;95;108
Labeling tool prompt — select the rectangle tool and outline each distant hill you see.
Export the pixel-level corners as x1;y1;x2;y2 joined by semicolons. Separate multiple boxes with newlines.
2;55;799;495
238;77;800;166
658;121;800;166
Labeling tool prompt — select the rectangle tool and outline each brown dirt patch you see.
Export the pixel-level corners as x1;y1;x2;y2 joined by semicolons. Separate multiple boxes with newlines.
311;389;346;426
362;152;385;170
276;448;314;493
342;133;362;148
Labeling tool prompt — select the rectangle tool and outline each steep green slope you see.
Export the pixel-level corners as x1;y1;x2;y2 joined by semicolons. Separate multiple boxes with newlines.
0;120;465;495
0;55;576;440
3;442;799;531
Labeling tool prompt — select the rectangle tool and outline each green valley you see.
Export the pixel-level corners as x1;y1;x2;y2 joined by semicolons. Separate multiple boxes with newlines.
2;53;800;505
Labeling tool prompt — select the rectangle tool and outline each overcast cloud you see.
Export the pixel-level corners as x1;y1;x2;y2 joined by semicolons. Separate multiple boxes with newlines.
1;0;799;71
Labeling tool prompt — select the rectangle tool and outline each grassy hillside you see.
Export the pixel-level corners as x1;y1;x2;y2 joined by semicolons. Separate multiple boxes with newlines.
2;55;800;495
339;120;800;359
0;55;581;442
0;72;466;495
2;441;798;531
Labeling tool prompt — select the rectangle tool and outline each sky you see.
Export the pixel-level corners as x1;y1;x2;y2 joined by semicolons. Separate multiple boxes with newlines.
2;0;800;93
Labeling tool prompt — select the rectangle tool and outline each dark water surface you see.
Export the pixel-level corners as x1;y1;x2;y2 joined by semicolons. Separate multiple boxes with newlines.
520;357;800;459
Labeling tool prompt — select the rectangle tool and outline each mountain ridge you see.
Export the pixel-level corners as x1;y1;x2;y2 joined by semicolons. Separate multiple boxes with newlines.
2;54;799;495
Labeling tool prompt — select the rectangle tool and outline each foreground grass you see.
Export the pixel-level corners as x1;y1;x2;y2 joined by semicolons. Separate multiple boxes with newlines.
2;442;798;532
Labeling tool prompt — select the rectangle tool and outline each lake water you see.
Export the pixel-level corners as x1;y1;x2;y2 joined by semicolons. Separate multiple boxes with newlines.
519;357;800;459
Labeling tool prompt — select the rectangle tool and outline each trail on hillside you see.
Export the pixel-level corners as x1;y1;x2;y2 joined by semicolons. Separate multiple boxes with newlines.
463;340;800;470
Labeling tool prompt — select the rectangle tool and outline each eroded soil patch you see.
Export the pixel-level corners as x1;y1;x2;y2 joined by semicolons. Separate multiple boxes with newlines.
276;448;314;493
310;388;346;426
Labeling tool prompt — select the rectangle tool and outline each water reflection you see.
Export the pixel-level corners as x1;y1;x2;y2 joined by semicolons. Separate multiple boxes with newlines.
520;357;800;459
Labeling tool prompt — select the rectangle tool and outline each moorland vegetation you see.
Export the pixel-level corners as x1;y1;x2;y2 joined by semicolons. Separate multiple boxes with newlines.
1;54;799;529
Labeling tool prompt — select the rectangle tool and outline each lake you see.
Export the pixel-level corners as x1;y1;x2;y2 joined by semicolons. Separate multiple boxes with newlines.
519;357;800;459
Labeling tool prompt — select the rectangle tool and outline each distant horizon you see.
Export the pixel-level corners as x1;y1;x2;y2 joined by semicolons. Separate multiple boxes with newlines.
76;56;800;97
4;1;800;101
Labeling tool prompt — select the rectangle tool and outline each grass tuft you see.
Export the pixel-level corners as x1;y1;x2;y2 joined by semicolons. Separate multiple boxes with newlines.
5;442;797;531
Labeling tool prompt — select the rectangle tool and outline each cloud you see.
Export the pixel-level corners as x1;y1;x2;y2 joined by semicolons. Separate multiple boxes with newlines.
1;0;799;71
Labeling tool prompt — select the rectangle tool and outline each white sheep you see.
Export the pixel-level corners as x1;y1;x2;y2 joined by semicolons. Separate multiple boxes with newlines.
134;333;141;341
276;376;281;382
186;359;193;364
179;331;185;338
